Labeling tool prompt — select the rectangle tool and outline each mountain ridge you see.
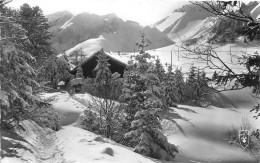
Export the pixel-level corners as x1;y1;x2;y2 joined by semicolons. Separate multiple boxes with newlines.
48;11;173;54
154;2;260;43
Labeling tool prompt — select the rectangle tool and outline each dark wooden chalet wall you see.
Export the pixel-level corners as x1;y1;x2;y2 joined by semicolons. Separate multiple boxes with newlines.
70;51;127;78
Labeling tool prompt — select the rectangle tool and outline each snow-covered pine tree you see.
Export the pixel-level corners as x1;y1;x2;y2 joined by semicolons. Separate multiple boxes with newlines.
122;34;178;160
153;56;165;80
17;3;53;69
82;49;123;138
185;65;210;104
164;66;185;105
69;48;85;66
93;49;111;84
39;55;72;89
0;5;48;128
164;66;178;106
186;65;199;100
196;70;209;98
186;64;197;85
174;68;186;103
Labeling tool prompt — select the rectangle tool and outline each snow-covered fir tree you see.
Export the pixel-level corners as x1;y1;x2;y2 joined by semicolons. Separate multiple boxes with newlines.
174;68;186;103
121;34;178;160
82;49;123;139
164;65;178;106
39;56;72;89
153;56;165;80
185;65;210;103
164;66;185;105
0;6;49;128
17;3;53;69
93;49;111;84
186;64;197;85
69;48;85;66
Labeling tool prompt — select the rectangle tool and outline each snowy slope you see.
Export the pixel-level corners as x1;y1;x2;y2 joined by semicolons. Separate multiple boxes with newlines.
169;105;259;163
46;11;74;31
154;2;260;43
251;3;260;20
1;120;156;163
154;4;217;42
146;43;260;77
47;90;259;163
2;93;156;163
60;16;74;29
57;126;155;163
155;12;185;32
3;87;259;163
2;120;64;163
40;92;87;126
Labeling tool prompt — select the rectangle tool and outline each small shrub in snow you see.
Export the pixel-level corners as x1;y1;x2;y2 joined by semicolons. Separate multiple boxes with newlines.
81;109;100;134
31;104;61;131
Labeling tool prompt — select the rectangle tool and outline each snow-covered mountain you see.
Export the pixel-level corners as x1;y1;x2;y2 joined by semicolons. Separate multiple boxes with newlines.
154;2;260;43
48;12;173;54
153;4;216;42
47;11;74;31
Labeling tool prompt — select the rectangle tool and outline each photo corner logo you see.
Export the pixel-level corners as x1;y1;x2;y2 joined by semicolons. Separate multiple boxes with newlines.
239;130;250;149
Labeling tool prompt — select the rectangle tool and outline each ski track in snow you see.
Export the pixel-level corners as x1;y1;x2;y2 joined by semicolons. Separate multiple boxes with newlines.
34;131;63;163
20;121;67;163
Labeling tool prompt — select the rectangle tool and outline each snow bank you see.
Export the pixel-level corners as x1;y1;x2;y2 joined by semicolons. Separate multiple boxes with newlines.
2;120;64;163
206;87;258;109
169;104;259;163
57;126;155;163
1;107;156;163
40;92;87;126
167;86;260;162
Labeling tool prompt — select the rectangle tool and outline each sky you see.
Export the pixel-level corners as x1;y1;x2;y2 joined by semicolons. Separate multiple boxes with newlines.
7;0;188;26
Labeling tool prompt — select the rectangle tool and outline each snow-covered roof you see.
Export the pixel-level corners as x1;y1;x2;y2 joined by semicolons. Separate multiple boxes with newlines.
80;50;128;67
70;50;129;73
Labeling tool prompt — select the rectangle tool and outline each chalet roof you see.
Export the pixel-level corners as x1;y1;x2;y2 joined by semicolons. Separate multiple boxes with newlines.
80;51;128;67
71;50;129;72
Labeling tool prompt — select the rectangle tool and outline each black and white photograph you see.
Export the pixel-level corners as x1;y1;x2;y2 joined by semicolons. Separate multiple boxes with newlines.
1;0;260;162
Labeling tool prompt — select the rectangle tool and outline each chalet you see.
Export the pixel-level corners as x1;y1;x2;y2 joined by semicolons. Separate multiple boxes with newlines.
70;50;128;78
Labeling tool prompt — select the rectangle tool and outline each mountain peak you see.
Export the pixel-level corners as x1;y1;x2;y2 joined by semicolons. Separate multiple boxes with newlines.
47;10;73;17
173;4;205;13
102;13;118;19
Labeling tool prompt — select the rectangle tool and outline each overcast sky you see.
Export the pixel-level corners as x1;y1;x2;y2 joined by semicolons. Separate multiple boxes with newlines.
7;0;188;26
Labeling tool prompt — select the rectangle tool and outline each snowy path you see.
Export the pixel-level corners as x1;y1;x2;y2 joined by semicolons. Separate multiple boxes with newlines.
17;121;66;163
33;130;64;163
